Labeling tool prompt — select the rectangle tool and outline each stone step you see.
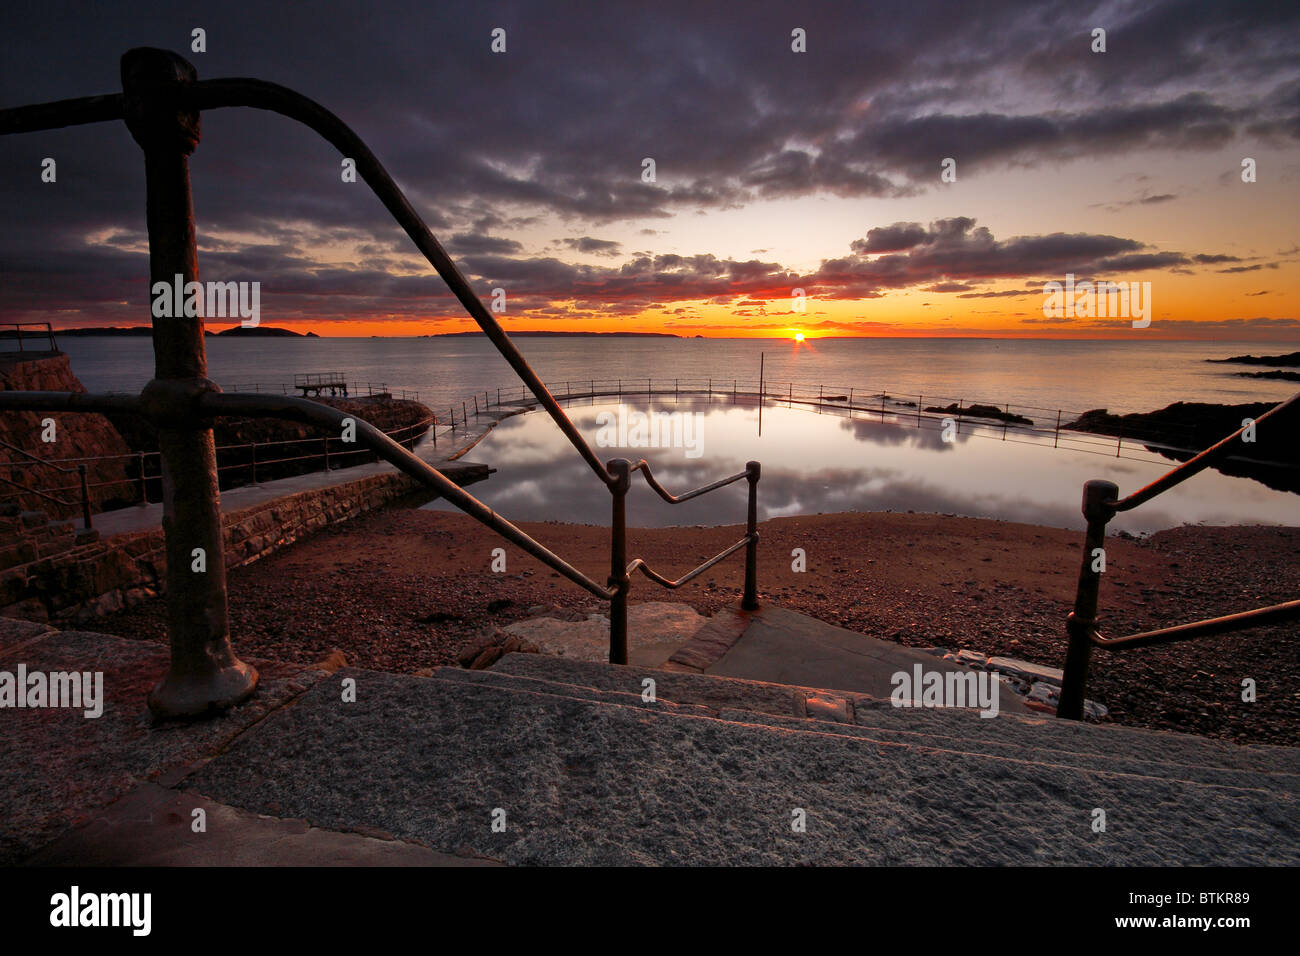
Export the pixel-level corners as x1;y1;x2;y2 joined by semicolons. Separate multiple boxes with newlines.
491;653;1300;777
432;664;1300;793
183;666;1300;866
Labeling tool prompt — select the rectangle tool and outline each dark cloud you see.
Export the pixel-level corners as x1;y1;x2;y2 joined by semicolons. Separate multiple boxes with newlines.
559;237;623;256
1218;263;1280;273
810;218;1176;300
0;0;1296;328
447;234;525;256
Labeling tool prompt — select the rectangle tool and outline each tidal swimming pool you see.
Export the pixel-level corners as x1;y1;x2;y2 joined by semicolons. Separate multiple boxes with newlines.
421;398;1298;533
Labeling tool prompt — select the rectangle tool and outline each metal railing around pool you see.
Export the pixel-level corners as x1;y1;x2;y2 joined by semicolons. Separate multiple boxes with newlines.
0;47;760;717
0;321;59;354
482;377;1269;463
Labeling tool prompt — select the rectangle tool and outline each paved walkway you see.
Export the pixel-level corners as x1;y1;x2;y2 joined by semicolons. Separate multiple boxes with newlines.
89;408;511;539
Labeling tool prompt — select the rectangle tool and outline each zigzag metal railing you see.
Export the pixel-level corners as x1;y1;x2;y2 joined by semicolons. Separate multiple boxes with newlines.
1057;390;1300;719
0;48;759;717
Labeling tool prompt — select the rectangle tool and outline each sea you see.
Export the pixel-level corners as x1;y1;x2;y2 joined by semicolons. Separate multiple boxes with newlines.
56;335;1300;419
36;334;1300;531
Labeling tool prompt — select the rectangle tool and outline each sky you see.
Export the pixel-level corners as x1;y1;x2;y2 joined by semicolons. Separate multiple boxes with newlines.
1;0;1298;340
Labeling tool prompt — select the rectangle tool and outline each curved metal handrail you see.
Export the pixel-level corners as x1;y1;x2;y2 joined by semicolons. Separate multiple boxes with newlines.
0;389;614;599
1058;388;1300;719
202;392;616;601
0;79;613;487
183;77;615;489
0;55;761;680
1086;598;1300;651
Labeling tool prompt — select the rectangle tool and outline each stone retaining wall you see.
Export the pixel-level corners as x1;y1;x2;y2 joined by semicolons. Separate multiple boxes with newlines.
0;468;425;625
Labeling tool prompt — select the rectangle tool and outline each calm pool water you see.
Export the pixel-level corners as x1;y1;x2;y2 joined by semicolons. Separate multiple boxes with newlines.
421;397;1299;533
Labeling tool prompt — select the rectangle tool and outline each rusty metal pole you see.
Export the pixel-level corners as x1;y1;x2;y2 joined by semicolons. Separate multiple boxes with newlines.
1058;479;1118;720
607;458;631;665
742;460;760;611
122;47;257;718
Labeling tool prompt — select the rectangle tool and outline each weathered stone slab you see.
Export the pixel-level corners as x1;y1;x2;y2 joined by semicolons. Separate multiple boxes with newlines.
503;601;706;666
183;668;1300;866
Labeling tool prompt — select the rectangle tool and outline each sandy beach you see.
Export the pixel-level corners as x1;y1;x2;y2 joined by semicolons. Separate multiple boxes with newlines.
97;501;1300;746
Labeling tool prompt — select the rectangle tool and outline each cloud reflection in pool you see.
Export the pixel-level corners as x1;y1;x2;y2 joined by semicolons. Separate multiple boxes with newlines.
421;399;1298;533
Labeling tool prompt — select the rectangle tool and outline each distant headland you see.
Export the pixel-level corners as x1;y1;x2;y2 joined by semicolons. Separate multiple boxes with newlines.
14;326;318;338
425;330;681;338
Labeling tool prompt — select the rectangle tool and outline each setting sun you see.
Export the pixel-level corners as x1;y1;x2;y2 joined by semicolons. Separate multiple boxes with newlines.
794;332;805;342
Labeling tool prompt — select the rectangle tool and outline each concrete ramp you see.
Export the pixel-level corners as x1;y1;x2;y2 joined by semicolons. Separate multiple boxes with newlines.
668;603;1033;714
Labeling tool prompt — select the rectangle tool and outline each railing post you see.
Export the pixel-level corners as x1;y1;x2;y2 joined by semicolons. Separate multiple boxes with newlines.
77;464;92;530
249;442;257;485
137;451;147;504
1058;479;1118;720
1055;409;1061;448
323;435;331;469
122;47;257;718
607;458;631;665
743;460;760;611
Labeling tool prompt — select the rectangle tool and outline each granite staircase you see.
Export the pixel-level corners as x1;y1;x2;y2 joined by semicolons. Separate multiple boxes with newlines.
175;652;1300;866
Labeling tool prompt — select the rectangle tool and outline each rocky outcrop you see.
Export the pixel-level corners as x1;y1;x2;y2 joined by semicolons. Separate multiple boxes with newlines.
0;353;134;517
924;401;1034;425
1207;351;1300;367
1064;400;1300;494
